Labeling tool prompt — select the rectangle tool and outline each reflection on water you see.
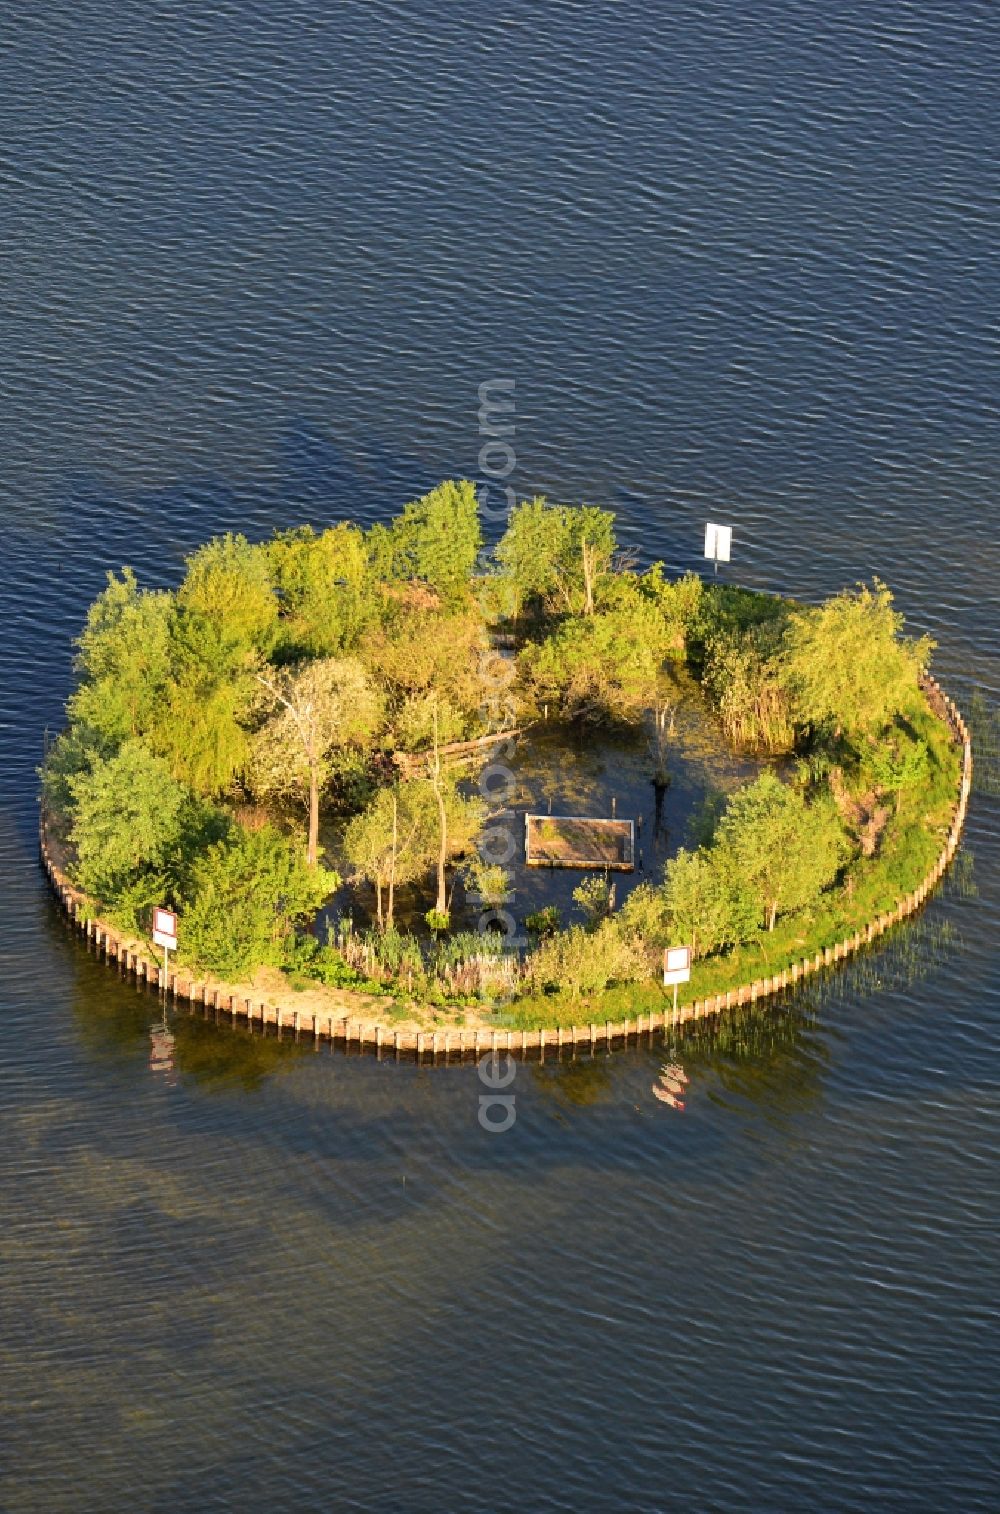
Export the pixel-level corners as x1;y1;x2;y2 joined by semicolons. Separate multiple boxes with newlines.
652;1062;689;1109
70;973;310;1093
59;888;965;1129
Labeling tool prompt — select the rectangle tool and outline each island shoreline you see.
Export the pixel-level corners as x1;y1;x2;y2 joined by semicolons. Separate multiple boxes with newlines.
39;674;972;1062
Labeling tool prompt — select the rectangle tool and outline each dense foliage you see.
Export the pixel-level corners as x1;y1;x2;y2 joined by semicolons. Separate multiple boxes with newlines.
180;826;335;980
44;479;954;1014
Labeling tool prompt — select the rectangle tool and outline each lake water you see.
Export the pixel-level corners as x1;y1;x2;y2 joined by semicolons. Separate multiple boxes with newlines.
1;3;998;1510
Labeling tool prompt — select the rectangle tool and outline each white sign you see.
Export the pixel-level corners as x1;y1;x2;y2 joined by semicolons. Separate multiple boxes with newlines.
663;944;692;986
152;907;178;950
704;522;733;563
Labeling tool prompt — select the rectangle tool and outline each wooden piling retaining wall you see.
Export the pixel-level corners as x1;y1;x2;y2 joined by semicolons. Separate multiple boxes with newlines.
38;676;972;1062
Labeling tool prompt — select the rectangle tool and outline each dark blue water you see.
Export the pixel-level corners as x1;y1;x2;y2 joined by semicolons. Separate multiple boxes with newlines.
1;3;998;1510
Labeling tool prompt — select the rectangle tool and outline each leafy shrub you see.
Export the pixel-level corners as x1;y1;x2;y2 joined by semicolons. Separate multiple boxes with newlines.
283;932;321;974
39;723;113;820
711;772;849;934
638;566;705;657
525;920;648;998
181;825;337;979
518;606;662;724
68;741;189;903
525;906;562;937
781;579;933;740
616;883;670;949
860;731;930;811
572;875;615;929
302;945;383;994
463;858;512;908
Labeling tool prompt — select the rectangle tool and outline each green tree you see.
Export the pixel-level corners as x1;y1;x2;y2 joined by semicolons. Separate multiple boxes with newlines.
181;824;337;979
518;605;662;723
68;741;189;902
367;480;482;604
39;723;113;821
249;657;384;865
342;777;466;931
495;499;617;619
862;731;931;814
68;568;173;743
573;875;616;930
638;566;705;659
177;533;279;657
149;558;270;797
343;773;484;926
150;604;257;797
343;786;406;930
363;604;488;738
781;579;933;740
267;522;374;658
713;771;847;932
662;847;757;958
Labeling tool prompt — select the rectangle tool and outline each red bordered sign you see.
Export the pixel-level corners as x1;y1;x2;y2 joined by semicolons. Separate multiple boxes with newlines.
663;945;692;986
152;907;178;950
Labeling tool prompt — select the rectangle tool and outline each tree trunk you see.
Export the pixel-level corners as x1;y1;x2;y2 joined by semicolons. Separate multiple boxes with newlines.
768;900;778;931
307;764;320;867
431;702;448;915
434;784;448;914
375;875;384;930
387;794;398;929
582;540;595;616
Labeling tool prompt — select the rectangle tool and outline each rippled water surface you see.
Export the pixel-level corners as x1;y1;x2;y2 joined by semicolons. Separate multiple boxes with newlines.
1;3;998;1510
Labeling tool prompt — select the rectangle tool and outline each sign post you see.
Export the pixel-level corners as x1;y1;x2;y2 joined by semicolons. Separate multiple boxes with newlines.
663;944;692;1016
704;522;733;577
152;906;178;991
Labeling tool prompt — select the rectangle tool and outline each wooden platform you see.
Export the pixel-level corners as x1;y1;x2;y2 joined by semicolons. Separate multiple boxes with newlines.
524;814;635;871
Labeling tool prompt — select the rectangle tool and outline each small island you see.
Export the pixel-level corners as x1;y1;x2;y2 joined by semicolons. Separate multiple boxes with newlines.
40;483;970;1047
